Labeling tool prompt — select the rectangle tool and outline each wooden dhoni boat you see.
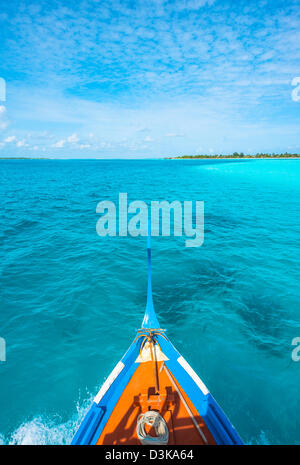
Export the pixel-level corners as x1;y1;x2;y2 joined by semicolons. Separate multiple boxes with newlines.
72;237;243;445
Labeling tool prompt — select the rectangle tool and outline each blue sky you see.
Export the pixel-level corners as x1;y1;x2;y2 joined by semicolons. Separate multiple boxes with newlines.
0;0;300;158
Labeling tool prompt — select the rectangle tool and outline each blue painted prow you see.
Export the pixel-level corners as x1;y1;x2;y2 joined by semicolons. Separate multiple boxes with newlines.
141;225;160;329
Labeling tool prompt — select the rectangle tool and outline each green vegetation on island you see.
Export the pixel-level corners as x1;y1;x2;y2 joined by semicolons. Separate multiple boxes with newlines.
168;152;300;159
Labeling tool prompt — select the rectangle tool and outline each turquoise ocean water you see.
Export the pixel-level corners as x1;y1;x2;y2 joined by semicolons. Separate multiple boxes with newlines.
0;159;299;445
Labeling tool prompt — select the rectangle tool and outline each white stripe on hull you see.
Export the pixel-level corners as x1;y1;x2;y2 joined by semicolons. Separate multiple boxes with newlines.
177;356;209;395
94;361;125;404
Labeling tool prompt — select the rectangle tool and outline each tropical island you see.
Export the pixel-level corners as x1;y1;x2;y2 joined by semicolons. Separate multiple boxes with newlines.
1;152;300;160
168;152;300;159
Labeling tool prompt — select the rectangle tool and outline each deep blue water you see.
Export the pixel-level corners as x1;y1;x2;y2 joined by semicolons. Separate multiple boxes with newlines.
0;159;299;445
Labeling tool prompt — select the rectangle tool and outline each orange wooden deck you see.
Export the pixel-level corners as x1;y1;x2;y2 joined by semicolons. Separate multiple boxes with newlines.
97;361;215;445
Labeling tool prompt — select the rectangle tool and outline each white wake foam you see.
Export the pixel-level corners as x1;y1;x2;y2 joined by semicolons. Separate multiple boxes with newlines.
1;394;93;445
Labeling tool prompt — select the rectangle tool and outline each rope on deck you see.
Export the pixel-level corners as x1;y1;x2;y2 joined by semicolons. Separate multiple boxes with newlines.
136;410;169;445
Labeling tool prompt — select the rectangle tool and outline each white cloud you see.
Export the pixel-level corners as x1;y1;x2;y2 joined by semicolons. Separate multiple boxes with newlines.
67;133;79;143
16;140;26;147
51;133;80;149
4;135;16;143
52;139;65;148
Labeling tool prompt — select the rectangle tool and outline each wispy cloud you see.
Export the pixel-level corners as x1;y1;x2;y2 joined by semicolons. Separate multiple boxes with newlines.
67;133;80;143
52;140;65;148
4;136;16;143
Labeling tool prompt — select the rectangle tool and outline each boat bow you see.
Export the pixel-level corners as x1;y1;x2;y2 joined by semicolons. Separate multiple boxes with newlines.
71;236;243;445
